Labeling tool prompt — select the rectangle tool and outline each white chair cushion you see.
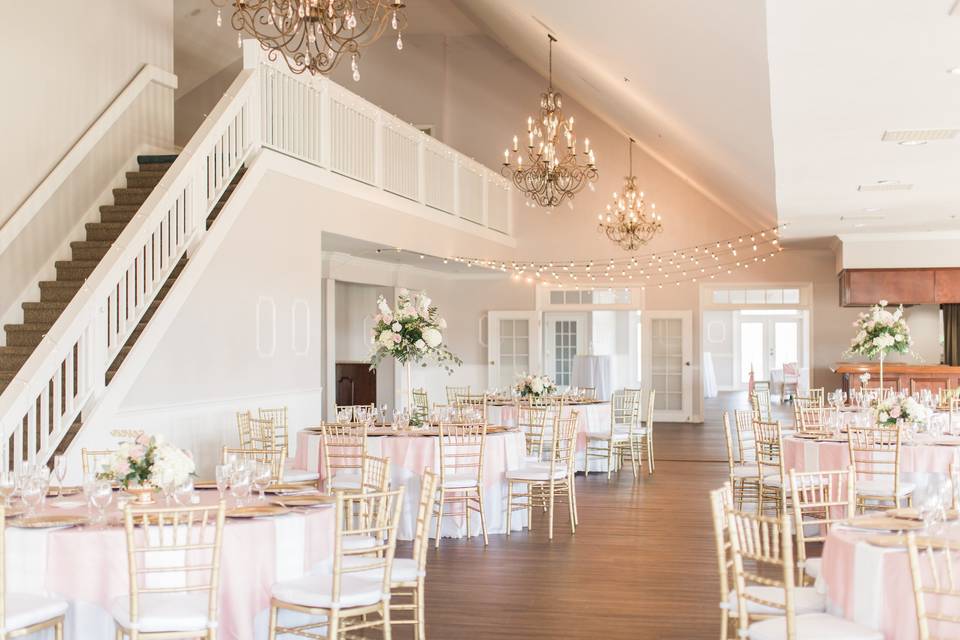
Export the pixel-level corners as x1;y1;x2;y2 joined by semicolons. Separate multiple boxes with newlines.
4;593;68;633
283;469;320;483
342;535;378;551
338;556;420;584
588;431;629;442
506;462;567;482
111;593;212;633
441;472;479;489
857;478;915;497
763;475;826;491
803;557;822;579
748;613;883;640
727;586;825;617
732;465;759;479
329;471;362;490
272;571;386;609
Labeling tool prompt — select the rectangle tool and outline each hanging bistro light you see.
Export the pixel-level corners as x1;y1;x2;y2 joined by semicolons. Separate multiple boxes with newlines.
502;34;598;209
597;137;663;250
212;0;407;81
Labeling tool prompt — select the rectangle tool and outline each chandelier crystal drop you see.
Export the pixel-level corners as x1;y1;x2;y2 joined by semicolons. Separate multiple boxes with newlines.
597;138;663;251
502;34;598;209
212;0;407;80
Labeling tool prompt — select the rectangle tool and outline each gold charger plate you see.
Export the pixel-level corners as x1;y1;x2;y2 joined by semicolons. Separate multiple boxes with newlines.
47;486;82;497
841;515;926;532
270;495;334;508
10;514;88;529
265;483;318;494
888;507;960;522
226;504;289;518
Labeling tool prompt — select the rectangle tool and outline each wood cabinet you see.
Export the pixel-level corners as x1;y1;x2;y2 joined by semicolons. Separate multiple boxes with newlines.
839;268;960;307
834;363;960;395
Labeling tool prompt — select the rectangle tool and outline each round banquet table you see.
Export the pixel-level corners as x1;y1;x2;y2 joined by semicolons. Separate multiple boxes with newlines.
486;401;613;473
10;490;333;640
783;433;960;495
819;526;960;640
292;429;529;540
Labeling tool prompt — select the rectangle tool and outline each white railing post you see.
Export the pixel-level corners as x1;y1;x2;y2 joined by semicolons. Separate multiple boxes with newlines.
453;156;461;217
416;135;426;205
374;111;384;189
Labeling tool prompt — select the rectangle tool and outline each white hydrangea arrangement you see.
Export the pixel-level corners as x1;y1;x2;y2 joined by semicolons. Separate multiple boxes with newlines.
874;395;930;427
515;373;557;398
845;300;913;359
104;433;195;489
369;289;461;373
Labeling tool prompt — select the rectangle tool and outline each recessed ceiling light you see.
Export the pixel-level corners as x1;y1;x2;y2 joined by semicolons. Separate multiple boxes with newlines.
898;140;927;146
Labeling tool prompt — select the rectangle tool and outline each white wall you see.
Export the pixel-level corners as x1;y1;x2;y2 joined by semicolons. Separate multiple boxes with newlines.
0;0;175;330
703;310;736;390
840;233;960;269
334;281;395;412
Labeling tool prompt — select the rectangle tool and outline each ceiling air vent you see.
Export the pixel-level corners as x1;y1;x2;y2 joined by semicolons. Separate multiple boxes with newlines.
881;129;959;143
857;182;913;192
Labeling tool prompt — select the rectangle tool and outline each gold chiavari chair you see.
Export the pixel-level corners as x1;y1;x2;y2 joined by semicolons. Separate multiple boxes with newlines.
726;507;880;640
221;446;288;483
950;397;960;434
454;394;488;422
585;389;638;478
445;386;470;405
236;410;253;449
809;388;825;407
388;470;438;640
847;425;914;511
751;388;772;422
268;489;405;640
335;404;375;423
0;507;68;638
516;402;551;463
709;484;735;640
320;423;369;493
82;448;116;476
258;406;289;452
722;412;760;509
114;501;226;639
788;467;855;585
362;455;392;493
794;405;830;435
411;388;429;420
506;411;579;540
578;386;597;400
615;389;656;476
433;422;488;547
907;533;960;640
754;419;788;516
249;416;276;450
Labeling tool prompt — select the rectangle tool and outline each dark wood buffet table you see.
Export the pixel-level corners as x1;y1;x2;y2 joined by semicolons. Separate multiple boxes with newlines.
834;363;960;395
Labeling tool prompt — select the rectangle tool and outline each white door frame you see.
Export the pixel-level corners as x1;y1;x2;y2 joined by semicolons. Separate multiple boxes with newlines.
542;312;589;387
487;311;542;389
642;310;694;422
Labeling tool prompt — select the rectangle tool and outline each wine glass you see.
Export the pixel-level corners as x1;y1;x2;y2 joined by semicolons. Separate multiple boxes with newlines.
252;462;272;501
174;478;194;505
229;466;252;507
21;477;45;517
0;472;16;507
82;472;98;516
53;455;67;497
215;464;231;500
160;477;177;506
90;480;113;525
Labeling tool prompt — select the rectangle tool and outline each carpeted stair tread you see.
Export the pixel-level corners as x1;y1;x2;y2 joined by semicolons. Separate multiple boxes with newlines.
21;302;68;324
54;260;100;281
111;188;154;206
84;221;129;241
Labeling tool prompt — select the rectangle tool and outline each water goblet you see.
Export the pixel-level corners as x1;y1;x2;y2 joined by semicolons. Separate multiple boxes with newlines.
229;467;252;507
174;478;194;505
52;455;67;497
82;472;98;516
252;462;272;501
21;477;45;518
90;480;113;525
215;464;231;500
0;472;16;507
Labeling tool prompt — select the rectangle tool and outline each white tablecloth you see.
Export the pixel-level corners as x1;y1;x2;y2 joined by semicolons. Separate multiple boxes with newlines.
702;352;718;399
571;355;612;400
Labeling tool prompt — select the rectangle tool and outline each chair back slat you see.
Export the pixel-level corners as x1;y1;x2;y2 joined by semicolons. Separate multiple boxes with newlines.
517;403;550;461
257;407;289;451
221;446;287;482
236;411;253;449
81;448;116;476
733;410;757;464
907;533;960;639
437;423;486;485
847;425;903;504
320;423;369;482
445;386;470;405
789;467;855;577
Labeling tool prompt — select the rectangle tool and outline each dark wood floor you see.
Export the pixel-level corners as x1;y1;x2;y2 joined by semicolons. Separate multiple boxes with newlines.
406;391;790;640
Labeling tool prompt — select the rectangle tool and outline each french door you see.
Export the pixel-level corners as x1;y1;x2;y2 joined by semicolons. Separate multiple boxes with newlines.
642;311;693;422
738;316;801;385
543;313;588;387
487;311;541;389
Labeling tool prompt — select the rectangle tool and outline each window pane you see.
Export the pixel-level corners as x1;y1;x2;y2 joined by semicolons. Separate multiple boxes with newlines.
766;289;783;304
783;289;800;304
713;290;730;304
550;291;564;304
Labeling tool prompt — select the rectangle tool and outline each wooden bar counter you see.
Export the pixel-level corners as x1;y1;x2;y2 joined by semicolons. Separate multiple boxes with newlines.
834;363;960;395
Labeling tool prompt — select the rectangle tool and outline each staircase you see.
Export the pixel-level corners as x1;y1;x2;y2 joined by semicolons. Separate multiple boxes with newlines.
0;155;245;458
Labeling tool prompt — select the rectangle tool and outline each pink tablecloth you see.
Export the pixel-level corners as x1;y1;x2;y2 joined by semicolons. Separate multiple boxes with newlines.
8;490;333;640
784;435;960;478
820;528;960;640
487;402;613;472
293;430;528;540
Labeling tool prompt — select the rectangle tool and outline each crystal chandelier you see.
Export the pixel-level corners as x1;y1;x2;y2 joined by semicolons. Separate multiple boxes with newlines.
502;35;598;209
597;138;663;251
212;0;407;81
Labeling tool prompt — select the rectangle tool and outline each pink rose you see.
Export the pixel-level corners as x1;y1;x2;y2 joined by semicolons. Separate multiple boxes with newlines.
393;334;402;343
136;433;151;446
383;312;393;323
115;461;130;475
129;445;146;461
890;406;902;418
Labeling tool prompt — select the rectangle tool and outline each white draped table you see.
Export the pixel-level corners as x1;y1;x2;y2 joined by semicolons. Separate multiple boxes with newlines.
486;402;613;473
10;490;334;640
292;429;529;540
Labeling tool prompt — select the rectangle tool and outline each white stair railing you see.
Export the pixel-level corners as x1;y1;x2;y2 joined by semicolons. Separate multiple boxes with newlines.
0;40;514;469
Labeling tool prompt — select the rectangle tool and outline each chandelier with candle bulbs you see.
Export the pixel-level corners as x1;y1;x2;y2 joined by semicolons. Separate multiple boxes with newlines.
598;138;663;250
502;35;598;209
212;0;407;81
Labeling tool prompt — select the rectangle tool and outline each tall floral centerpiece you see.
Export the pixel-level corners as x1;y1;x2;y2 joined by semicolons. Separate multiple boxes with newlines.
369;289;461;412
845;300;915;392
103;434;196;504
515;373;557;398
